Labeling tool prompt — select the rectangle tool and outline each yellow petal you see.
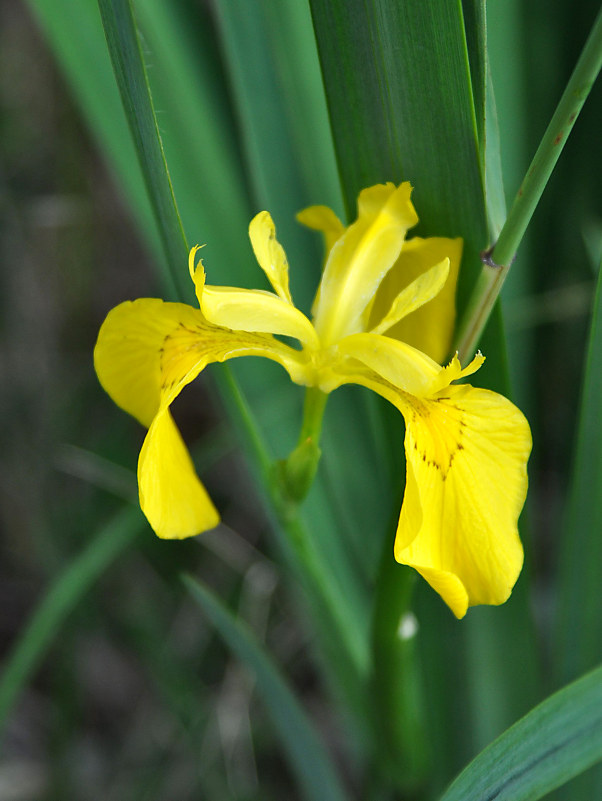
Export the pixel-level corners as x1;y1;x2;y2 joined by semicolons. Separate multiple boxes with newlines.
394;385;531;617
296;204;345;258
200;285;319;350
369;258;450;336
313;182;419;345
368;236;463;363
327;332;440;397
138;407;219;539
189;245;207;307
249;211;293;304
95;299;312;430
94;298;207;427
428;351;485;395
319;344;530;617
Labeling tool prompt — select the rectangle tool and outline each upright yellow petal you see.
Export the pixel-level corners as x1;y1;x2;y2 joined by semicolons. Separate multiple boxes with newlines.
313;182;419;345
395;385;531;617
138;407;219;539
188;245;207;308
368;236;462;363
296;204;345;259
368;258;450;336
249;211;293;304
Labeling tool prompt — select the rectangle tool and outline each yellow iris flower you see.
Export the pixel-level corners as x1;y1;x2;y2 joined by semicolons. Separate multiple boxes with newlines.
94;182;531;618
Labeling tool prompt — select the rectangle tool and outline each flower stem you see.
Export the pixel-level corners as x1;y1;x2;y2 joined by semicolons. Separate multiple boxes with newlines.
455;7;602;362
278;388;328;506
298;387;328;446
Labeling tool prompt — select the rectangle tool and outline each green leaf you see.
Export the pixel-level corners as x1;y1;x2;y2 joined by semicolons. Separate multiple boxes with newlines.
461;0;487;152
212;0;342;310
0;508;143;735
310;1;540;775
556;260;602;682
309;0;487;307
97;0;191;299
133;0;253;285
439;666;602;801
183;574;349;801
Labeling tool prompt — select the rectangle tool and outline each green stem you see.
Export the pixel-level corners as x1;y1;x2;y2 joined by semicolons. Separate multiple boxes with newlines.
217;369;366;707
298;387;328;445
277;388;328;506
455;7;602;362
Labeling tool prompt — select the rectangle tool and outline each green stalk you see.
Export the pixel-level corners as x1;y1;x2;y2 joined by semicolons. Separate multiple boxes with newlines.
455;7;602;361
277;389;329;505
219;369;368;718
298;388;328;445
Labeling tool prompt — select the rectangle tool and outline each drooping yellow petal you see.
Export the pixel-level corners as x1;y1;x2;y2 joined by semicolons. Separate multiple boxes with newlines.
394;385;531;617
249;211;293;304
313;182;419;345
138;407;219;539
94;298;207;427
369;258;450;336
368;236;462;363
200;285;319;350
319;342;530;617
94;299;313;429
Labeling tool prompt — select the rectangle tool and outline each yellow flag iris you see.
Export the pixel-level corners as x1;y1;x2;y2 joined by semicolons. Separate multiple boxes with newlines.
94;182;531;618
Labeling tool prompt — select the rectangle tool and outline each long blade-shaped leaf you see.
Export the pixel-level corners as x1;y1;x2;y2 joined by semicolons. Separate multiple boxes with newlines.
309;0;487;305
183;574;349;801
213;0;342;308
553;228;602;801
556;260;602;680
97;0;190;299
439;666;602;801
310;0;539;778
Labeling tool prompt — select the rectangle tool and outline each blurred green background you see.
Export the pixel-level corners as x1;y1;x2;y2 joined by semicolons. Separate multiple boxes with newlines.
0;0;600;799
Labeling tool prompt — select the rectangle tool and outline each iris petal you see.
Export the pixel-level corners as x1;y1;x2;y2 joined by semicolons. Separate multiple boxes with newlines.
94;299;207;427
296;204;345;260
249;211;293;304
95;297;314;540
95;299;311;420
395;385;530;617
329;332;440;397
200;285;319;350
369;258;450;336
323;344;530;617
369;236;462;363
313;182;419;344
138;407;219;539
